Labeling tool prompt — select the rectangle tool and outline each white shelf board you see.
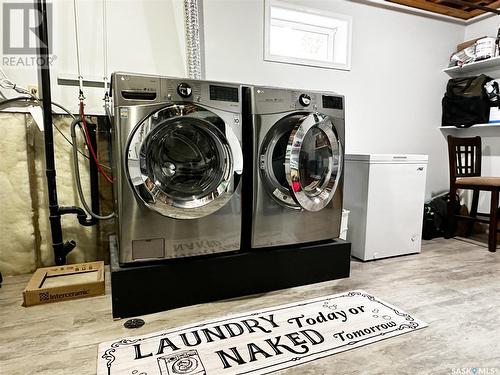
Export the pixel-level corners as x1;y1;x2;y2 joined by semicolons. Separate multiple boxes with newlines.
443;56;500;78
439;123;500;138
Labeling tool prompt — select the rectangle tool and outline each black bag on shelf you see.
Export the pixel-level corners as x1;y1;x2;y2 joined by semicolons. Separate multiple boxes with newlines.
442;74;493;128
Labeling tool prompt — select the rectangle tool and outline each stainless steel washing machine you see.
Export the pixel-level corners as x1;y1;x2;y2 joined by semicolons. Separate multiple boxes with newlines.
111;72;243;264
244;85;345;248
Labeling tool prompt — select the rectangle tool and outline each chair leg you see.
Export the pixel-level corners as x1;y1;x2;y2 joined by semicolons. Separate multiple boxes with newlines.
445;188;458;239
466;189;479;236
488;188;498;252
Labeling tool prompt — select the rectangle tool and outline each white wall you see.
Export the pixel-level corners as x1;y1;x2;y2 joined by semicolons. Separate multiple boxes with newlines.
462;16;500;213
203;0;464;199
0;0;187;115
465;15;499;40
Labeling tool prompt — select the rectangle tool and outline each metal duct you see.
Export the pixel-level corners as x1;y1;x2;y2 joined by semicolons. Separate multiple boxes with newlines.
184;0;204;79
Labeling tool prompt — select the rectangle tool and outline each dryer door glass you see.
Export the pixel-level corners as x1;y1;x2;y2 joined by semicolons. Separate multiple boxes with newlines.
285;112;342;211
127;104;240;219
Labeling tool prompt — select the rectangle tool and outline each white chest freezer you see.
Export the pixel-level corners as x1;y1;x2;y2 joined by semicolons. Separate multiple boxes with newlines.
344;154;428;261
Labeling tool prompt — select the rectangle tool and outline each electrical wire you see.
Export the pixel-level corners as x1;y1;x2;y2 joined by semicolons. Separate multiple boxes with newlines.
71;0;112;183
51;101;76;120
0;67;34;97
0;68;115;220
52;116;112;171
79;101;113;183
53;119;90;160
0;95;111;170
71;118;114;220
102;0;109;95
0;96;33;107
72;0;84;94
47;100;114;175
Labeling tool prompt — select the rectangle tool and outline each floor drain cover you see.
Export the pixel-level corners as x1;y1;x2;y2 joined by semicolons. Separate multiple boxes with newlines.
124;318;145;329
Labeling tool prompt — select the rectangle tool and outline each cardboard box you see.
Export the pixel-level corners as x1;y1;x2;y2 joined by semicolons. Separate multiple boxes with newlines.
489;106;500;124
23;261;105;307
457;37;485;52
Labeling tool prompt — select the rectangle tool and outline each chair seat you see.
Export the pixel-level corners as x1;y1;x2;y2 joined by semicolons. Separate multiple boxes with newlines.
456;176;500;187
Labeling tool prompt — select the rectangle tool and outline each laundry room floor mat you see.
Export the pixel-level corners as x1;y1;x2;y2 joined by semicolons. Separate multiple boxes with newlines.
97;290;427;375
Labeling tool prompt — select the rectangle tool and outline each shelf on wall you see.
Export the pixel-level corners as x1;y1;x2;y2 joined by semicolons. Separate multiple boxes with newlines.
443;56;500;78
439;123;500;129
439;123;500;138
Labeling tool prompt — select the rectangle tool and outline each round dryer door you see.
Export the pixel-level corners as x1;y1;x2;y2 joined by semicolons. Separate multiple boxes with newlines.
285;112;342;211
126;103;242;219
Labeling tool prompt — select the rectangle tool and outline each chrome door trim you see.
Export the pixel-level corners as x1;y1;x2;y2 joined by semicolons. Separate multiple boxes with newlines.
259;128;300;210
285;112;342;212
126;103;241;219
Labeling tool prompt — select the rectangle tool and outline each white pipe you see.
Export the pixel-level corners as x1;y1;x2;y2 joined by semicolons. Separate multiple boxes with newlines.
103;0;109;93
72;0;84;94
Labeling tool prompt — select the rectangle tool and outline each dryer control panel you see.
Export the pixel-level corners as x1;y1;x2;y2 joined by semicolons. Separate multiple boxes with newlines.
253;86;344;118
291;91;319;110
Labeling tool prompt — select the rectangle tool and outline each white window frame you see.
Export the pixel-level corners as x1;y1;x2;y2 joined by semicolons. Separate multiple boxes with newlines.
264;0;352;71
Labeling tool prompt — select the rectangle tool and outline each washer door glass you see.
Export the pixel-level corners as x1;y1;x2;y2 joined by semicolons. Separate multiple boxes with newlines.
285;112;342;211
127;104;240;219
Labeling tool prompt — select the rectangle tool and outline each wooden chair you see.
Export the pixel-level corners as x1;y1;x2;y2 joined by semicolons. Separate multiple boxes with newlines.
446;135;500;252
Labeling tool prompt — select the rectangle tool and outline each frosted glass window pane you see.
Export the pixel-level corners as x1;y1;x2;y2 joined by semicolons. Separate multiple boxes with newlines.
265;0;351;70
270;23;331;62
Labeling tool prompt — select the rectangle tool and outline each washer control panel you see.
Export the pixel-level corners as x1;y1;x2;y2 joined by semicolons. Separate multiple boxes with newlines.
115;74;160;101
162;79;240;111
112;73;241;111
177;82;193;98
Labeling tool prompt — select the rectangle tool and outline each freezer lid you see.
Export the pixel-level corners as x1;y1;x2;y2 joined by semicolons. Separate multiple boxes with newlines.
345;154;429;163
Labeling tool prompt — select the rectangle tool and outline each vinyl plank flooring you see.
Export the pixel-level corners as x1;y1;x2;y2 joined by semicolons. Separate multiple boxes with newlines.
0;238;499;374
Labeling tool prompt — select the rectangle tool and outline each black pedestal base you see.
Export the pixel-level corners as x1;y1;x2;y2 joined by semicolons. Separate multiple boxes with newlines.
110;239;351;319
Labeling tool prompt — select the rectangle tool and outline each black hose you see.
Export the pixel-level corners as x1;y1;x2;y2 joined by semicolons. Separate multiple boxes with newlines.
71;118;114;220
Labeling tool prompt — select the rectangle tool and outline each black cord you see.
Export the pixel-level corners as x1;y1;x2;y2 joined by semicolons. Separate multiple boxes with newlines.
0;96;111;170
53;118;112;171
52;121;91;160
0;96;33;107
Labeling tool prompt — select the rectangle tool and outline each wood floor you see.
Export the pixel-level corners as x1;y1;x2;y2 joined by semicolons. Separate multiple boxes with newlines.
1;238;499;375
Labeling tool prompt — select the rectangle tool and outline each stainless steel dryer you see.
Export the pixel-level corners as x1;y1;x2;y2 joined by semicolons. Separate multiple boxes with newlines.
111;72;243;264
245;85;345;248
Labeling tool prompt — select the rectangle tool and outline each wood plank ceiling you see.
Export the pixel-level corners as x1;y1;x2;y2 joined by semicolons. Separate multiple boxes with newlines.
387;0;500;19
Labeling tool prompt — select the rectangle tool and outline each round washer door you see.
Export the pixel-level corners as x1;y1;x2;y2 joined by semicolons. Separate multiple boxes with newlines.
126;103;242;219
285;112;342;211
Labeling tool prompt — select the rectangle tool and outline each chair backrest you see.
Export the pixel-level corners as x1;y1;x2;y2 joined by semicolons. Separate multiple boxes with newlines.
447;135;482;184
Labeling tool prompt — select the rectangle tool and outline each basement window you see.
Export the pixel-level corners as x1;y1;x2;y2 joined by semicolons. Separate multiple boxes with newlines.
264;0;352;70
